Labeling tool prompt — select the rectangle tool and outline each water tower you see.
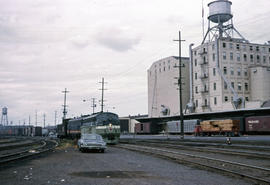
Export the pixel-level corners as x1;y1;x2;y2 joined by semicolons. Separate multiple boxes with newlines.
202;0;248;44
1;107;9;126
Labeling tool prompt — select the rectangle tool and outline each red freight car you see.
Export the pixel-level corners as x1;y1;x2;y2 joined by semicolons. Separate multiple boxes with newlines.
245;116;270;134
135;122;162;134
135;122;151;134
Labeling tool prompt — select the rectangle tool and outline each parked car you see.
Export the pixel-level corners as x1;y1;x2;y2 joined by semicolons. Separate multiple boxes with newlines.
78;134;106;153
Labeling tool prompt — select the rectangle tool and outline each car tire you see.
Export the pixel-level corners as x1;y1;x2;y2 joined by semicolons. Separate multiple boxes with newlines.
100;149;105;153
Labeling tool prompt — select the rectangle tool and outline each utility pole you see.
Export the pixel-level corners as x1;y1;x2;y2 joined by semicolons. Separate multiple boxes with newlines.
99;78;107;112
54;111;57;127
35;110;37;127
91;98;96;114
43;114;46;128
28;115;31;126
173;30;185;140
62;88;69;120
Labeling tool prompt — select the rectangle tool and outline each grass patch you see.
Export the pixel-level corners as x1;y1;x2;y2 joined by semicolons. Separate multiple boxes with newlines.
56;139;78;150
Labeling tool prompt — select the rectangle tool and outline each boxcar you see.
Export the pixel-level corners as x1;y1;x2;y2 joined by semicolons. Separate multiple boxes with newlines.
167;120;199;134
135;122;161;134
245;116;270;134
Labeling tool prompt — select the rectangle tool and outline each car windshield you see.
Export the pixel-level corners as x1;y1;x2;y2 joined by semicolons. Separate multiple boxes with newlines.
82;134;102;140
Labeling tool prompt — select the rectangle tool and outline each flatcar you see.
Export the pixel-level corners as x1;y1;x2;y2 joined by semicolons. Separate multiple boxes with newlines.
194;119;240;136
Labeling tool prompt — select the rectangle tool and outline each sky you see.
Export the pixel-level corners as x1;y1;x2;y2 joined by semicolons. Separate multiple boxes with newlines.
0;0;269;127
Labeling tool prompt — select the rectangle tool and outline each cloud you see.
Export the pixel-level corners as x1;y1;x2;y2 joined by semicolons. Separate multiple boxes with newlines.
69;34;90;48
95;26;141;52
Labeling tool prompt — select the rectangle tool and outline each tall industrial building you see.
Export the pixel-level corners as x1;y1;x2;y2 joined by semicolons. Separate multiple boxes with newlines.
147;0;270;117
147;56;190;117
192;0;270;113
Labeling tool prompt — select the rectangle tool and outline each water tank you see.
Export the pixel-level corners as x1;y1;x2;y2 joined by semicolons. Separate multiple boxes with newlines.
2;107;7;115
208;0;233;24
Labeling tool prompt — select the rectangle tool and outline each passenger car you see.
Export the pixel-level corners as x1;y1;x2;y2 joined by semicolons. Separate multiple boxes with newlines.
78;134;106;153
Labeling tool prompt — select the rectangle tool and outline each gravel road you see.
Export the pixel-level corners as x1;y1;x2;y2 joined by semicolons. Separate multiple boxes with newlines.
0;145;251;185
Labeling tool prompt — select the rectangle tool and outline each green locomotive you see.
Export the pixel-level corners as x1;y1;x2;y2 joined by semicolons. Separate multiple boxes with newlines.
57;112;120;144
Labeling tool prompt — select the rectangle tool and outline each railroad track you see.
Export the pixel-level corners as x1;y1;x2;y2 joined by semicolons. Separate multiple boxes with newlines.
0;139;58;165
117;144;270;185
122;139;270;153
131;141;270;160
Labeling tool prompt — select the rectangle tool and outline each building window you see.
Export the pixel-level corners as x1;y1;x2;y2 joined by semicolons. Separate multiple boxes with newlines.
243;54;247;62
238;82;242;91
194;59;197;66
237;68;241;76
224;83;227;90
263;56;266;63
250;46;253;51
236;44;240;50
213;68;216;76
213;53;215;61
245;97;249;101
262;47;266;53
237;53;241;61
223;67;227;75
223;42;226;48
243;45;246;51
203;48;206;53
195;73;197;80
205;99;208;106
203;56;206;63
140;124;143;131
164;67;165;71
214;83;216;91
194;51;197;56
212;44;215;50
204;85;207;92
256;46;260;52
230;52;233;60
195;86;198;94
223;52;227;60
225;96;228;102
159;68;161;72
230;67;234;75
250;54;254;62
244;69;248;77
231;82;234;89
229;43;233;49
196;100;198;107
257;55;260;63
245;83;248;91
214;97;217;105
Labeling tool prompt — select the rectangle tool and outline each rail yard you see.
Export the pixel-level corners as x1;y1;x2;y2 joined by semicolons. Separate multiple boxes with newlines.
0;135;269;185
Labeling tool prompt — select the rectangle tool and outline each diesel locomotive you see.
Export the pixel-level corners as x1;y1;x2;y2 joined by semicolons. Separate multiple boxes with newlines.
57;112;120;144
